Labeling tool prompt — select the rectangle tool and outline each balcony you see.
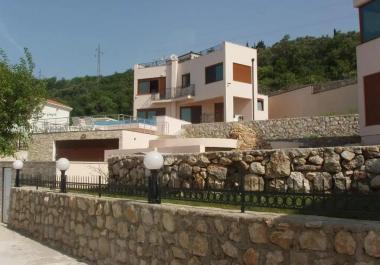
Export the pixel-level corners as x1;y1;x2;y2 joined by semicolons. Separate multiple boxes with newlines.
151;84;195;102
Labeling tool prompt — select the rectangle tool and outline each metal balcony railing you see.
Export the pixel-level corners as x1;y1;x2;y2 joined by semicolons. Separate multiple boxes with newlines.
151;85;195;101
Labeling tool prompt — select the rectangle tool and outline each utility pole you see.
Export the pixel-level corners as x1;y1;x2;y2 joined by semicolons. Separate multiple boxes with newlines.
95;44;103;86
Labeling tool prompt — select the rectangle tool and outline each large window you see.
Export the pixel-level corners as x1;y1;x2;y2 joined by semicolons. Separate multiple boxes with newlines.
360;0;380;42
180;106;202;124
138;78;163;95
137;108;165;119
205;63;223;84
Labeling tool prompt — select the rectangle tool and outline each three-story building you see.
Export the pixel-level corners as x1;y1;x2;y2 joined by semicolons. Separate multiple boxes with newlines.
133;42;268;124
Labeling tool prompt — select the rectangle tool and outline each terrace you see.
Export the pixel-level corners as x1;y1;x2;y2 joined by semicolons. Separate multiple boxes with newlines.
30;114;166;134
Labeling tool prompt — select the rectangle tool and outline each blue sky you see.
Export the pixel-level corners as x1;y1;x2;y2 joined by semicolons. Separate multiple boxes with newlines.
0;0;358;78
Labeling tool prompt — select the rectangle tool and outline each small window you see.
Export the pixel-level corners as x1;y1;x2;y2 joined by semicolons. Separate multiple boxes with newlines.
205;63;223;84
182;73;191;88
139;80;150;94
257;99;264;111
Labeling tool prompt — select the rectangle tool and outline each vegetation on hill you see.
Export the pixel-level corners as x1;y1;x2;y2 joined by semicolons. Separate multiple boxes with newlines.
256;31;359;93
46;70;134;116
45;31;359;116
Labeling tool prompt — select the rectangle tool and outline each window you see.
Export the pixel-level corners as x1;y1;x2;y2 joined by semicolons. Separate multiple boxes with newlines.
364;72;380;126
233;63;252;84
182;73;191;88
180;106;202;124
360;0;380;42
137;108;165;119
257;99;264;111
205;63;223;84
138;78;162;95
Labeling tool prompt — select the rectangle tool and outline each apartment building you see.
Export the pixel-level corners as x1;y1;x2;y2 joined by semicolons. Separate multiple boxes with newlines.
354;0;380;144
133;42;268;124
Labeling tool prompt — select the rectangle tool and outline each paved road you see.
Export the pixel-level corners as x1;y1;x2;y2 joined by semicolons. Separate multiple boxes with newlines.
0;224;88;265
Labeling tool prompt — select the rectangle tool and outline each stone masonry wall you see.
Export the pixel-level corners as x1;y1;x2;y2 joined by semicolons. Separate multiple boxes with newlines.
109;145;380;193
181;114;359;143
9;188;380;265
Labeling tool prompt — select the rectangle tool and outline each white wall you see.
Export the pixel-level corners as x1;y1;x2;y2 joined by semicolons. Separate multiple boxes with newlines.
268;84;357;119
120;131;159;150
60;162;108;178
357;38;380;144
256;94;269;120
156;116;190;135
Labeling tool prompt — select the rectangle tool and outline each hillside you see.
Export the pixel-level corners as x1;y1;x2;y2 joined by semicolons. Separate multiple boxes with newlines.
46;31;359;116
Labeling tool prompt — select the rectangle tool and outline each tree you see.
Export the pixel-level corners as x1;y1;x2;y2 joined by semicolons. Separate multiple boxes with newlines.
0;48;47;155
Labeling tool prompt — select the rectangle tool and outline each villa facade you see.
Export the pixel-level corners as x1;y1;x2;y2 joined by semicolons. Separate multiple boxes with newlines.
354;0;380;144
133;42;268;124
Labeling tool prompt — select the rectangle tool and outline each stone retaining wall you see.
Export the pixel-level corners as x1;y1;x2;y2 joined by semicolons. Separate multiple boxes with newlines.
9;188;380;265
181;115;359;146
109;145;380;193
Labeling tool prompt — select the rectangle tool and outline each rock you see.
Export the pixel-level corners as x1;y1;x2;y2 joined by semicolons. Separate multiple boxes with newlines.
219;157;232;166
243;248;259;265
98;237;110;257
214;219;225;235
245;175;264;191
188;257;201;265
308;172;332;191
196;220;208;233
269;229;295;249
343;155;365;170
365;159;380;174
162;212;175;232
117;222;129;238
179;231;190;249
333;172;351;191
77;198;87;211
179;163;193;178
192;235;208;256
250;162;265;175
370;176;380;189
357;182;370;193
194;174;206;189
172;247;186;259
221;241;238;258
268;179;286;192
112;202;123;218
229;222;240;242
323;150;341;173
266;151;291;178
198;155;210;166
364;231;380;258
248;223;268;244
293;164;322;172
341;151;355;161
308;155;324;165
207;165;227;180
299;230;328;251
335;231;356;256
125;205;138;224
286;172;310;193
290;251;308;265
136;225;145;243
141;208;153;226
363;146;380;158
164;156;175;166
266;251;284;265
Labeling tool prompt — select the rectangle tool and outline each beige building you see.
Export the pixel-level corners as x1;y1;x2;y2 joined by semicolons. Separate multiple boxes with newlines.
268;80;358;119
133;42;268;124
354;0;380;144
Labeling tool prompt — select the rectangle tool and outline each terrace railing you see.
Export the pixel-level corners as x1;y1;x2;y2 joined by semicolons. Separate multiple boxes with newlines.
151;85;195;101
19;174;380;221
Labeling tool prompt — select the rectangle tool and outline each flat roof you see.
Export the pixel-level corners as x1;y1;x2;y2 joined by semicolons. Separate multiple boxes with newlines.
354;0;372;7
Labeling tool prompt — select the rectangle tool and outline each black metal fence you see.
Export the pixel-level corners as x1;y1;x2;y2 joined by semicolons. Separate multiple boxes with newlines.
19;174;380;220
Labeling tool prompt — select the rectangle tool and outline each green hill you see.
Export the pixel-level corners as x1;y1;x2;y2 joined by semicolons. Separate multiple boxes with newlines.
46;31;359;116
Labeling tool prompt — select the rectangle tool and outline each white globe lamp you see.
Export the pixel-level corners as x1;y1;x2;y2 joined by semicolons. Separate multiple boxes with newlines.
143;151;164;170
144;151;163;204
56;158;70;193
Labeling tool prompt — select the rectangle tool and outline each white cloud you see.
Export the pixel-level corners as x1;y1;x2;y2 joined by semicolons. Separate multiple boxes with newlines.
0;18;24;54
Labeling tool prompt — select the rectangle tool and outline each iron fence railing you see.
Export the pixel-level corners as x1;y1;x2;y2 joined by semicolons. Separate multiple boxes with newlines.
18;174;380;220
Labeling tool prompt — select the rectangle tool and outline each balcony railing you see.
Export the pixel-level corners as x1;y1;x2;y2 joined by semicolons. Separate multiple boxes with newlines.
151;84;195;101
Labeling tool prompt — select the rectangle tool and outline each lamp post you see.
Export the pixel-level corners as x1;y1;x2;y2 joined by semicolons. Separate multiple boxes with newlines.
144;151;164;204
13;160;23;187
56;158;70;193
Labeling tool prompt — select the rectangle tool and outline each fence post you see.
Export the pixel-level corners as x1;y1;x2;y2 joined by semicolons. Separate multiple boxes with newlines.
240;173;246;213
36;175;39;190
98;175;102;197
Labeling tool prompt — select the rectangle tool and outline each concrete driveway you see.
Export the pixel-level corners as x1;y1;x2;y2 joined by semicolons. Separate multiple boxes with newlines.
0;224;88;265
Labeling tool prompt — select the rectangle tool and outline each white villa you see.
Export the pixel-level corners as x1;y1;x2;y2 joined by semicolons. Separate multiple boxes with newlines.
133;41;268;124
